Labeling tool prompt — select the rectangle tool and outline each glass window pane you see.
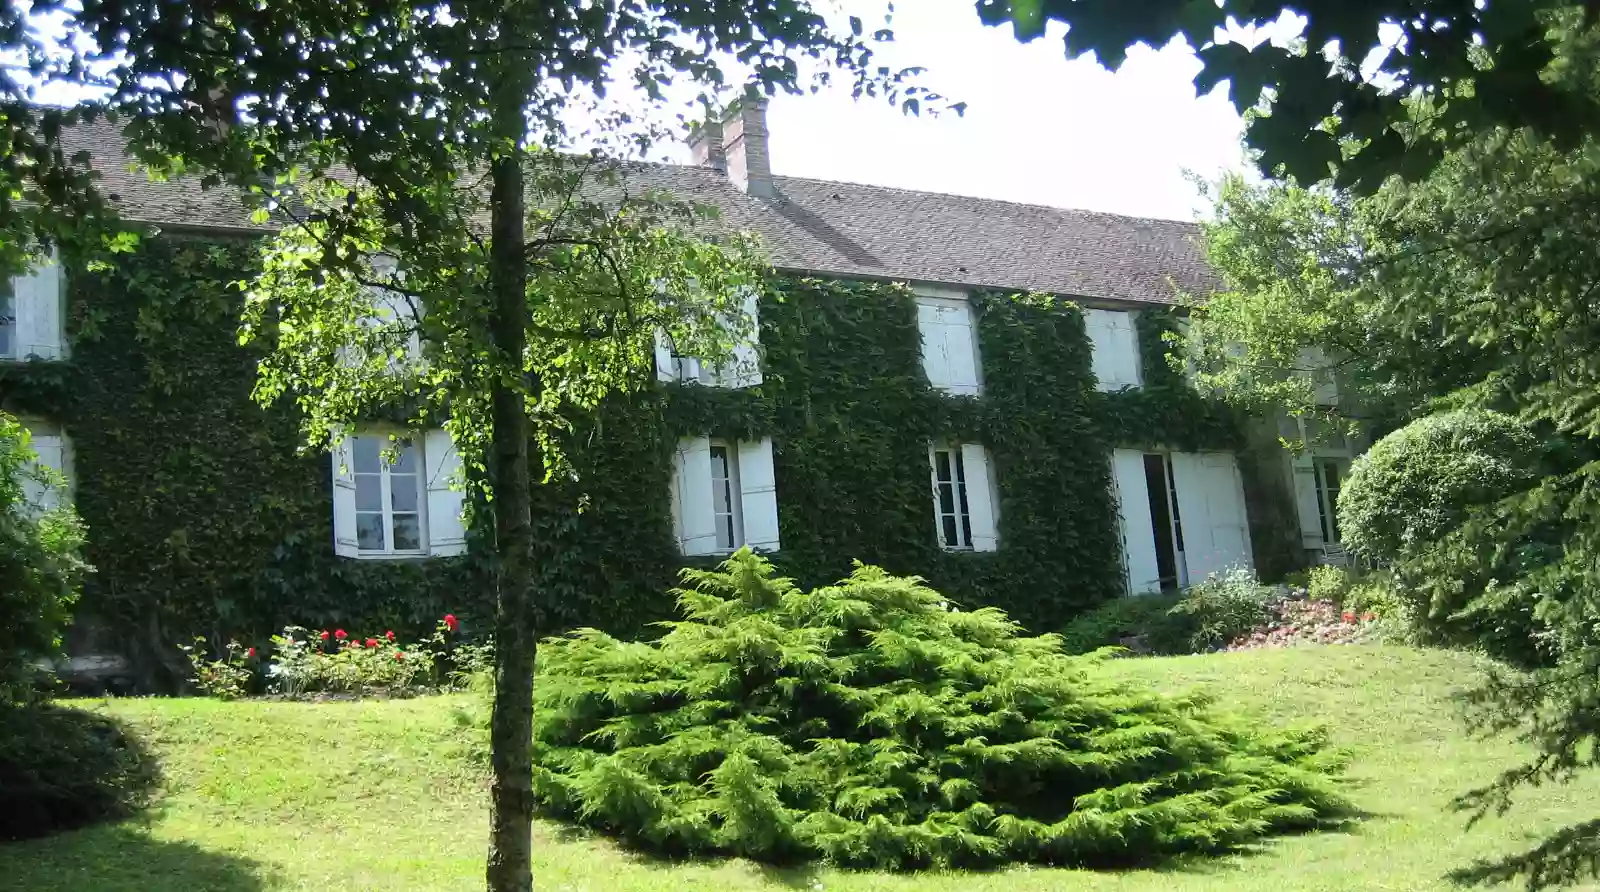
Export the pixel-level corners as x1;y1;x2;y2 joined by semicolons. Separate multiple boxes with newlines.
355;473;382;511
953;449;967;485
356;512;385;550
961;514;973;547
353;437;381;473
392;513;422;551
941;515;958;547
391;440;418;473
710;445;729;479
934;450;952;484
390;474;418;512
938;482;955;514
957;479;970;518
717;516;734;551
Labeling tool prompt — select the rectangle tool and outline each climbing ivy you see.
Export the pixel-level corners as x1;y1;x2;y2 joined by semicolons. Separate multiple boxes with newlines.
34;235;1251;684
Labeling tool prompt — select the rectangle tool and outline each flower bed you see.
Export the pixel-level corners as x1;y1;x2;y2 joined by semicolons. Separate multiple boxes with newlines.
181;613;491;699
1227;590;1381;651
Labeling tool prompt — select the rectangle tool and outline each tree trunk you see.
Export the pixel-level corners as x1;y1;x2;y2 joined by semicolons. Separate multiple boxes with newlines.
484;65;538;892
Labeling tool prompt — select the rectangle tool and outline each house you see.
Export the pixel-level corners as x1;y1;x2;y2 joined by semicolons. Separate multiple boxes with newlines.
6;102;1349;684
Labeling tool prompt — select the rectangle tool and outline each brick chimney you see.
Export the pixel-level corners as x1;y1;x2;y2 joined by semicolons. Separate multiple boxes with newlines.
721;97;773;198
688;119;725;171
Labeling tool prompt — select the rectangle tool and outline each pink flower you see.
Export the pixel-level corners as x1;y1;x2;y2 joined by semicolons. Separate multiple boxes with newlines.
385;631;395;641
319;630;331;641
245;647;256;658
335;629;348;641
443;614;459;633
366;638;379;648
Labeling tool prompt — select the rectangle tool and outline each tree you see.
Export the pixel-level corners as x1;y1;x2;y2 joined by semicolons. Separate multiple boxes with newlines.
976;0;1600;188
30;3;942;890
1189;125;1600;887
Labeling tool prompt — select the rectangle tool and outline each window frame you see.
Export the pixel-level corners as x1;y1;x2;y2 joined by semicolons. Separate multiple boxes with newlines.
930;442;974;551
350;433;429;557
0;275;15;360
708;438;744;552
1313;457;1346;545
914;290;983;396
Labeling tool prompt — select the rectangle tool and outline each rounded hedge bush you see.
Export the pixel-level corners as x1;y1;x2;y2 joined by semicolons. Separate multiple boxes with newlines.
0;704;160;840
532;550;1346;869
1340;410;1538;563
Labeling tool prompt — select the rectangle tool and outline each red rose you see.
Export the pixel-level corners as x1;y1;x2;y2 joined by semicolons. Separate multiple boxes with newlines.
385;630;395;641
319;630;331;641
1341;612;1356;623
335;629;348;640
443;614;459;632
246;647;256;658
394;652;404;661
366;638;378;648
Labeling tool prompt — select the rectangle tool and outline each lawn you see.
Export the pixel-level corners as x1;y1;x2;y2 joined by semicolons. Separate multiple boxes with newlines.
2;645;1596;892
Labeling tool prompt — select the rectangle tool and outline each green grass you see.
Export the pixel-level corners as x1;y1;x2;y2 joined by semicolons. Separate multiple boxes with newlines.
2;645;1597;891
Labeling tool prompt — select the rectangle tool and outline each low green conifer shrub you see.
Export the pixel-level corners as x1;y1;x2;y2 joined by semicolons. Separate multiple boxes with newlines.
532;550;1347;869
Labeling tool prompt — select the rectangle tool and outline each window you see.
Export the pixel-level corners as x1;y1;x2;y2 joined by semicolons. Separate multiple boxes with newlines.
927;442;999;552
709;440;742;550
1313;458;1344;544
1;252;63;361
670;436;779;555
332;428;466;559
1111;449;1253;595
1084;308;1141;391
17;421;70;513
654;289;762;389
915;291;982;395
352;435;425;554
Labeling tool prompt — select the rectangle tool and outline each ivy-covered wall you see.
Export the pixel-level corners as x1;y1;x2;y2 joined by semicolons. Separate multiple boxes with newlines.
31;235;1258;685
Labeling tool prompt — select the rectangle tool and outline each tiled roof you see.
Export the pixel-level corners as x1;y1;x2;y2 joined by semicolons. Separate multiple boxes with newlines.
65;118;1213;305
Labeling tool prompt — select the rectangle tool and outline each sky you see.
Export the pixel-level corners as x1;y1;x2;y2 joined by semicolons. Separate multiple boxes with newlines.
661;0;1257;223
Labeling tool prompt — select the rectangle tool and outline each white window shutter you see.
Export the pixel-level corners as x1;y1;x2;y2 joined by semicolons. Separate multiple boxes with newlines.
727;289;763;388
917;300;951;390
960;443;999;552
1291;453;1326;549
738;437;781;552
22;432;65;512
1087;309;1140;391
14;254;63;361
675;437;719;555
330;431;360;558
425;428;467;557
1170;452;1253;583
942;302;981;395
654;328;678;382
1111;449;1162;595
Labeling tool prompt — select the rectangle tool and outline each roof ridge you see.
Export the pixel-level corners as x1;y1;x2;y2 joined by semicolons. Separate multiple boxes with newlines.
768;173;1199;229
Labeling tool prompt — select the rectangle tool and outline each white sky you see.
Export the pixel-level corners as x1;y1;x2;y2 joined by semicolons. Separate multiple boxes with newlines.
661;0;1256;222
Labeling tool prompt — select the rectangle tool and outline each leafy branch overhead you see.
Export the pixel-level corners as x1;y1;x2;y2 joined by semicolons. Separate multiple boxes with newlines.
976;0;1600;189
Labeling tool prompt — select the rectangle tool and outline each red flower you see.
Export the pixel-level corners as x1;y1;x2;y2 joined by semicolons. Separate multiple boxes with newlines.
443;614;459;632
385;630;395;641
319;630;331;641
1341;611;1356;623
335;629;348;640
366;638;379;648
245;647;256;658
394;651;404;661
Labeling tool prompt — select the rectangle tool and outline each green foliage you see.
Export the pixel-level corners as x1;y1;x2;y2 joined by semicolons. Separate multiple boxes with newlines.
1306;565;1352;605
0;704;159;841
532;550;1346;869
178;637;255;699
1169;566;1277;653
978;2;1600;190
1340;411;1539;564
0;414;90;705
1057;593;1193;656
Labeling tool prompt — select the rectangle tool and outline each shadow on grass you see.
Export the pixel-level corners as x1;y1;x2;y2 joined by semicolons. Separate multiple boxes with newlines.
0;824;272;892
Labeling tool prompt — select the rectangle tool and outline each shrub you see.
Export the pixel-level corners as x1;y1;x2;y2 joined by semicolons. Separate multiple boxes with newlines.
1340;410;1538;563
532;550;1346;869
179;638;257;699
0;703;160;840
1058;593;1193;655
0;415;90;705
1306;565;1352;604
1169;566;1276;652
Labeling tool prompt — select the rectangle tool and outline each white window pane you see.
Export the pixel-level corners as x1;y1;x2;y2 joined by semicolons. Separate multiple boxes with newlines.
356;512;385;550
355;473;382;511
392;513;422;551
390;473;418;512
354;437;381;473
391;441;418;473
